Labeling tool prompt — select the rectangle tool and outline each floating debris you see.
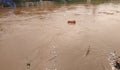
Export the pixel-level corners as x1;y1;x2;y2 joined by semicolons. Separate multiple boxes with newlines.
108;51;120;70
85;46;91;57
26;63;31;69
68;20;76;25
98;12;114;15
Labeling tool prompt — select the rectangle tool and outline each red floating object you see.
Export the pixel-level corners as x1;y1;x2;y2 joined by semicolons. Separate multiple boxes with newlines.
68;20;76;24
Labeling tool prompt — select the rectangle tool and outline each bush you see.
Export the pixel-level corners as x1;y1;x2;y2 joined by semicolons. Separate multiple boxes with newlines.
13;0;26;2
54;0;87;3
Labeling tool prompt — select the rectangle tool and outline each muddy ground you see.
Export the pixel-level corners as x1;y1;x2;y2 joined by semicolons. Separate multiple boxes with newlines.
1;3;120;70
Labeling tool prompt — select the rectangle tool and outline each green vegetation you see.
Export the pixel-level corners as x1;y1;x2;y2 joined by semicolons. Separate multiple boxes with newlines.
91;0;110;4
12;0;120;3
54;0;120;4
13;0;25;2
54;0;86;4
13;0;40;2
11;0;120;7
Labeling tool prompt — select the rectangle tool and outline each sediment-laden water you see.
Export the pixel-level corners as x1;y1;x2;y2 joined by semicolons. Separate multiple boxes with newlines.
1;1;120;70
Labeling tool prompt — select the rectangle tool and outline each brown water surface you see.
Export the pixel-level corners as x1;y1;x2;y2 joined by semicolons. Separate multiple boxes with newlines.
1;2;120;70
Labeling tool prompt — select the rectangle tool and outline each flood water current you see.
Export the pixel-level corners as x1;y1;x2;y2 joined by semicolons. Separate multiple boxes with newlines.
0;1;120;70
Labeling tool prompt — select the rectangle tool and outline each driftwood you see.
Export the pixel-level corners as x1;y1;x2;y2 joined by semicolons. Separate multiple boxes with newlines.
108;51;120;70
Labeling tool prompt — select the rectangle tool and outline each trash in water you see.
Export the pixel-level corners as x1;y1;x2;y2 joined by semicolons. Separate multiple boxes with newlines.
26;63;31;69
68;20;76;25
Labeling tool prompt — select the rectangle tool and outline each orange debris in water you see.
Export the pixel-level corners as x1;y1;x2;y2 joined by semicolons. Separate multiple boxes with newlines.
68;20;76;24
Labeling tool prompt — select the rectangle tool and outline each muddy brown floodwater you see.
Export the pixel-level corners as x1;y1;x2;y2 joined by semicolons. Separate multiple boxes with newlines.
1;3;120;70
